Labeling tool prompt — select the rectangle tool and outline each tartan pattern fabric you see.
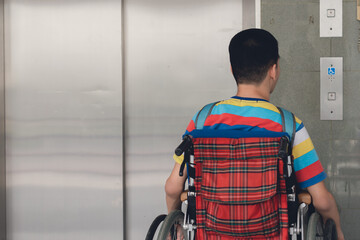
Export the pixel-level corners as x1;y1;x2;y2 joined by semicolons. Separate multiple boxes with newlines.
193;137;289;240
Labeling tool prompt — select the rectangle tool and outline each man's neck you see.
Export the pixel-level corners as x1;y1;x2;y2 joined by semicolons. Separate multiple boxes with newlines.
235;83;271;101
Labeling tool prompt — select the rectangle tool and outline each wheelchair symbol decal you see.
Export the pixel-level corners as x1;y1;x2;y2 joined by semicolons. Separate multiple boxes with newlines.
328;67;335;75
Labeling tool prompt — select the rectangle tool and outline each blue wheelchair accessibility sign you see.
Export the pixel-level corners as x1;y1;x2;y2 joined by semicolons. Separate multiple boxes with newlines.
328;67;335;75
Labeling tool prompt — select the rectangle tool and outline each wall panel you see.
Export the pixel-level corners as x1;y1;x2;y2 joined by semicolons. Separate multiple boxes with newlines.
262;1;360;239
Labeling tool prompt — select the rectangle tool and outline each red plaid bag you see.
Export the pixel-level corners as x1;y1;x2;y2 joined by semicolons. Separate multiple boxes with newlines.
193;137;288;240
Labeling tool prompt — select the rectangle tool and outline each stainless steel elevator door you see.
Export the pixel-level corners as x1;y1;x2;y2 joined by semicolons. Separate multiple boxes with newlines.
124;0;242;239
5;1;123;240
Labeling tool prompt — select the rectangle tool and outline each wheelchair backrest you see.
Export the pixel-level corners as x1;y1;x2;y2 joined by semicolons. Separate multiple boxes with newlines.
188;130;290;239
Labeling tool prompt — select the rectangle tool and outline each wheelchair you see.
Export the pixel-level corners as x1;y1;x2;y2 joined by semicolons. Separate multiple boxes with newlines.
146;130;337;240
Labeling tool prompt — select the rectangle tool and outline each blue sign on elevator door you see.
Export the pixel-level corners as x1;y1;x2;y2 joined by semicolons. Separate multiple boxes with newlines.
328;67;335;75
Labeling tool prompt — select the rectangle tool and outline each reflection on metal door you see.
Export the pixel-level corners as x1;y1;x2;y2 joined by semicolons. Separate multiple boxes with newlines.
123;0;252;239
5;1;123;239
3;0;259;239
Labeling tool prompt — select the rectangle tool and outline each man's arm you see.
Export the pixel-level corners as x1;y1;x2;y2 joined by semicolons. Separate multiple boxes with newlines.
307;181;345;240
165;163;187;213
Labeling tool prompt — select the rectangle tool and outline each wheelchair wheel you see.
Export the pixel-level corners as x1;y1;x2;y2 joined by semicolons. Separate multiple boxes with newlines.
145;214;167;240
307;212;324;240
157;210;188;240
324;218;337;240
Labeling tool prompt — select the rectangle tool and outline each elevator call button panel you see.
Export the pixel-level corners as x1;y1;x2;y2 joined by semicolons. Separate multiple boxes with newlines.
320;57;343;120
320;0;342;37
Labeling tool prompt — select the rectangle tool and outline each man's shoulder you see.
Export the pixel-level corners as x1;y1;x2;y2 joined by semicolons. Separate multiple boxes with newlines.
215;98;284;116
270;105;303;129
194;98;304;131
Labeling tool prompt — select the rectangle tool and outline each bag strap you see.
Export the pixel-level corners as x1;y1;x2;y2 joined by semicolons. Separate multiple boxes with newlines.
277;106;298;227
194;101;220;130
185;101;221;225
277;107;296;150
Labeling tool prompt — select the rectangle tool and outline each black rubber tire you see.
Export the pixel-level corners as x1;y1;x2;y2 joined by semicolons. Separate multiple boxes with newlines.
145;214;167;240
307;212;324;240
157;210;188;240
324;218;337;240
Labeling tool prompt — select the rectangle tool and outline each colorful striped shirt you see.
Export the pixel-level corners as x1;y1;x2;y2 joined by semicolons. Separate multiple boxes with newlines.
174;96;326;189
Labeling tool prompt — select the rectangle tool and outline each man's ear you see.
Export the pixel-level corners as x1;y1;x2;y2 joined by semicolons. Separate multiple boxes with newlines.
268;64;277;80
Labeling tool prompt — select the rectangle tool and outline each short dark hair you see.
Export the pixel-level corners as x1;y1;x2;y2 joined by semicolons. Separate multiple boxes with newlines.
229;28;279;85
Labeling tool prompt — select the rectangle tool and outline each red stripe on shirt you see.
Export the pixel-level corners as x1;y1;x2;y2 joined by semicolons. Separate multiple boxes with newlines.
295;160;324;183
186;120;195;132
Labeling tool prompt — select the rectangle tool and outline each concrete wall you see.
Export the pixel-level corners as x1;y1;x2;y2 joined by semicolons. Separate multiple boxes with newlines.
262;1;360;239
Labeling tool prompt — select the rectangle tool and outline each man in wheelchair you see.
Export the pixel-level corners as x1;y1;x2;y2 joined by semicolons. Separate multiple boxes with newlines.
164;29;344;240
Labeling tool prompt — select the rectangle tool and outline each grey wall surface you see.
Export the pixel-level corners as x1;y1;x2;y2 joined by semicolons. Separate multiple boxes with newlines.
262;1;360;239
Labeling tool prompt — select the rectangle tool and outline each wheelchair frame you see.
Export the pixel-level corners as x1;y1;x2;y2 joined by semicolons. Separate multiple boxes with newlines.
146;133;337;240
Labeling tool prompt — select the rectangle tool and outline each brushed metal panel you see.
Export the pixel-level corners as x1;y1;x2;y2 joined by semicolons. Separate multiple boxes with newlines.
320;0;343;37
5;1;123;239
124;0;243;239
320;57;343;120
243;0;256;29
0;1;5;240
242;0;261;29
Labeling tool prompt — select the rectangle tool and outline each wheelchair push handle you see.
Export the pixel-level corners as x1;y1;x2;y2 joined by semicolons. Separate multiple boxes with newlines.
175;135;193;177
175;135;192;156
179;161;186;177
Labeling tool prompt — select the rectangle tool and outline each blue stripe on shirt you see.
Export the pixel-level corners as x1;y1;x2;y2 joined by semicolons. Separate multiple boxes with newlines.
296;122;305;132
212;105;283;125
204;123;274;132
298;172;327;189
294;149;319;171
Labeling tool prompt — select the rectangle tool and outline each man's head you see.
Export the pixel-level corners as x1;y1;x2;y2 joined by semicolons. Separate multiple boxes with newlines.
229;28;279;85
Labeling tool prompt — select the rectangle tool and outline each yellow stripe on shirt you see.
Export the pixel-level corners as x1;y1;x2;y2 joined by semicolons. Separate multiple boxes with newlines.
293;138;315;159
294;116;302;125
173;154;184;164
219;99;280;113
220;99;302;126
